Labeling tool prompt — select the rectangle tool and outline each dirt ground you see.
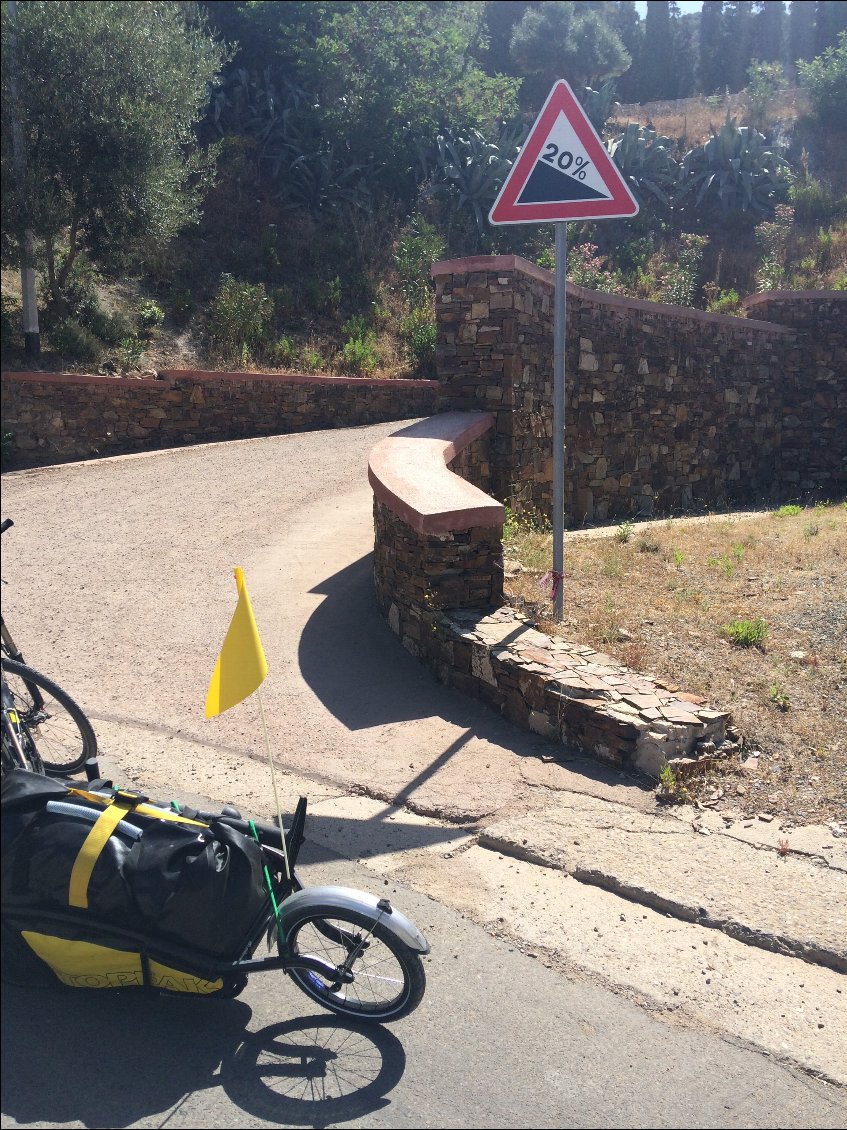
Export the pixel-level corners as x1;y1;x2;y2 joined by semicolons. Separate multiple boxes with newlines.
503;503;847;828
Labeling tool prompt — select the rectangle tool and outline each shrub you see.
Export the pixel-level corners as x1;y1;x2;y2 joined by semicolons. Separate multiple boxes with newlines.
754;205;793;292
116;336;145;371
703;284;743;315
789;175;843;226
89;309;136;346
721;618;768;648
1;431;14;470
269;336;298;368
50;319;103;364
1;294;20;356
337;334;380;376
394;216;445;310
658;233;708;307
169;288;194;327
746;60;787;127
137;300;165;333
300;348;324;374
208;275;273;363
401;308;437;370
567;243;623;293
797;33;847;128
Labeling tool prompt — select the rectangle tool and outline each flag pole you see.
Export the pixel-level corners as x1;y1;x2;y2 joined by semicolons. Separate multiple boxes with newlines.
257;687;291;881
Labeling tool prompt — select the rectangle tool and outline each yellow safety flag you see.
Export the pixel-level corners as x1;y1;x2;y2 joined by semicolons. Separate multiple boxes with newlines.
204;568;268;718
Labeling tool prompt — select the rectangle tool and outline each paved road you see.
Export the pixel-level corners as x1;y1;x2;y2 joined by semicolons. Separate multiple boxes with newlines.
1;424;645;822
2;426;845;1128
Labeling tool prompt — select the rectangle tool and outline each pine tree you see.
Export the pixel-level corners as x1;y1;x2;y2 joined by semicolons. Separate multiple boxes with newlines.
724;1;755;91
815;1;847;54
674;13;700;98
700;0;729;93
789;0;817;67
753;1;786;65
606;1;643;102
641;0;676;100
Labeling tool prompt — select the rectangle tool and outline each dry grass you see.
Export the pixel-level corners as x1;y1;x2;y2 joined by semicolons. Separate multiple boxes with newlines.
611;87;810;150
503;503;847;827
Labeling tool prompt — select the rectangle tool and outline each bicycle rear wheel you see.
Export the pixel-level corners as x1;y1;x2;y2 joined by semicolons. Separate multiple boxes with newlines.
1;659;96;776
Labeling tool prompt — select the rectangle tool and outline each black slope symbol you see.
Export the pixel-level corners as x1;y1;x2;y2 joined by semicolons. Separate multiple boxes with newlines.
517;160;609;205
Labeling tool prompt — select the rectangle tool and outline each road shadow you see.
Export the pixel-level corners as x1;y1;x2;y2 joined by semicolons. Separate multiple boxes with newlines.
221;1014;406;1126
1;982;406;1129
298;552;648;801
0;981;251;1128
300;553;451;729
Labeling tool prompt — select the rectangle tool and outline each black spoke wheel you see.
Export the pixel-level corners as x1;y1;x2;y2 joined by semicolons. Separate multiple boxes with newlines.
281;907;426;1023
1;659;96;776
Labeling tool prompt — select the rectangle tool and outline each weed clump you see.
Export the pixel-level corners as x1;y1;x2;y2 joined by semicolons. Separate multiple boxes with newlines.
721;617;769;649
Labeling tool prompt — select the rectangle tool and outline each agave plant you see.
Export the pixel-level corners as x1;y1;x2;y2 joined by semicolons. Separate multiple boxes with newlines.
284;149;373;215
416;119;527;235
606;124;679;211
206;68;374;215
581;80;620;134
677;114;793;220
205;68;314;180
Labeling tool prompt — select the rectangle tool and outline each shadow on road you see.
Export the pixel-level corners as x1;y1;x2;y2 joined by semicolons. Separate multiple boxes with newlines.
298;552;642;804
300;553;449;729
1;982;406;1128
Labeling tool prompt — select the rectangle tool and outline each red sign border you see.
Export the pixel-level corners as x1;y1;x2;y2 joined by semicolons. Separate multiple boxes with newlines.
489;80;639;225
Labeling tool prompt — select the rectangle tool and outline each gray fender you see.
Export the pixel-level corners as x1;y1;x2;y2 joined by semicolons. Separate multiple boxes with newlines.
279;885;430;954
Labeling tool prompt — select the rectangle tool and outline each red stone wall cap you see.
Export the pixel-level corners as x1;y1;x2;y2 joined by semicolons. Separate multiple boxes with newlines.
742;289;846;308
368;411;505;535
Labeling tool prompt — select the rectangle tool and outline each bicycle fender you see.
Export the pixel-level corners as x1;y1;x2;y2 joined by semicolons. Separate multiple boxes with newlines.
278;885;430;954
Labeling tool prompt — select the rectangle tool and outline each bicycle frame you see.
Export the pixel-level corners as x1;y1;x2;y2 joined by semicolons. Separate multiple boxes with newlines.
1;518;46;715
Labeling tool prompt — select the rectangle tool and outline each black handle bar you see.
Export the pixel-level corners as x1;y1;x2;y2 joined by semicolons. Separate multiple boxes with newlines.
1;519;13;535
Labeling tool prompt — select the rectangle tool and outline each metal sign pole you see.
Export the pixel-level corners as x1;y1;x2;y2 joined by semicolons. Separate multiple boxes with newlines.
552;221;567;620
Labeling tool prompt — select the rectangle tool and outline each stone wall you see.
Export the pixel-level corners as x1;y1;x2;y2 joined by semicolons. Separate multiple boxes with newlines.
369;409;734;778
371;422;504;658
1;369;440;468
432;257;846;522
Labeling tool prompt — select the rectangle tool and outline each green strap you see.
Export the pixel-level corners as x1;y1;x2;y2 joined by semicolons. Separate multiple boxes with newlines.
249;820;285;944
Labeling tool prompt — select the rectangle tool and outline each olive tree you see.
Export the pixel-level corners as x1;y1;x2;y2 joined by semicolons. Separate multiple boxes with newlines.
1;1;226;313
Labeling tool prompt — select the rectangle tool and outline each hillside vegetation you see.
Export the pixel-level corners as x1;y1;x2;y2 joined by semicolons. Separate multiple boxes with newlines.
1;2;846;379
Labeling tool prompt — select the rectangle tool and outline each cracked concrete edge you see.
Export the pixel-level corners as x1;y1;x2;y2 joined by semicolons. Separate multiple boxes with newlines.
478;830;847;973
84;727;847;1086
92;720;845;975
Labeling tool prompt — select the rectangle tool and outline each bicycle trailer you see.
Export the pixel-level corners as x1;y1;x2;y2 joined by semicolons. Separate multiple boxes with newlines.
1;769;283;996
1;769;429;1021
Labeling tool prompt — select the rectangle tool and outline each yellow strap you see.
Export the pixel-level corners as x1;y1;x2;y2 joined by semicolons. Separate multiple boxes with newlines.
68;788;207;827
68;797;135;909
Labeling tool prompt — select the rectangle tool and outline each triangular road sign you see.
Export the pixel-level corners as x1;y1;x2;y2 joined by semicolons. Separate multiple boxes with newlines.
490;80;639;225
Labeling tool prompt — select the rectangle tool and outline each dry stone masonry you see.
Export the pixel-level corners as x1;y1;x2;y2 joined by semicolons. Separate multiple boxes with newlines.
369;411;735;778
370;263;843;776
0;369;440;467
432;257;846;521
